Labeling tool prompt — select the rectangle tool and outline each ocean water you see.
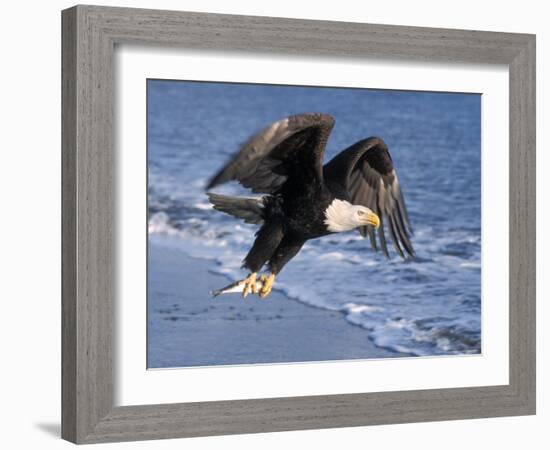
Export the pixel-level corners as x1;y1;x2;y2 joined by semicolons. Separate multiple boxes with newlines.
147;79;481;357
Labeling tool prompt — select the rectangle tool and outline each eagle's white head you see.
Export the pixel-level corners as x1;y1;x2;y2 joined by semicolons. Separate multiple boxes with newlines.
324;199;381;233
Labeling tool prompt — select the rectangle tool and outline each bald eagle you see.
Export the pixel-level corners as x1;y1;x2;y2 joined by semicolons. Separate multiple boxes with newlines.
207;113;414;298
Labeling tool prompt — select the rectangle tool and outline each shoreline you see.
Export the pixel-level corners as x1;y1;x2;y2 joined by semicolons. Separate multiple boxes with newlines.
148;238;405;368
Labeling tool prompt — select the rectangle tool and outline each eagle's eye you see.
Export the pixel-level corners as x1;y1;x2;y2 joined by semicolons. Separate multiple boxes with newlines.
357;210;365;216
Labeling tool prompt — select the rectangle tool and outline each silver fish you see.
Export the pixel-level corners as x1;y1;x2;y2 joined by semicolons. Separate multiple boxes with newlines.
210;279;263;297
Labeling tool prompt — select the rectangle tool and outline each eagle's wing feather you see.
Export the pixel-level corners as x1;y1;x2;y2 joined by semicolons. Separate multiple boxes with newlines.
324;137;414;259
206;193;265;225
207;113;335;193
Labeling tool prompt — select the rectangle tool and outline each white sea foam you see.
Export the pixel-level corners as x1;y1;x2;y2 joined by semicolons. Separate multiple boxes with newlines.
148;212;178;235
193;202;213;210
460;262;481;268
319;252;346;261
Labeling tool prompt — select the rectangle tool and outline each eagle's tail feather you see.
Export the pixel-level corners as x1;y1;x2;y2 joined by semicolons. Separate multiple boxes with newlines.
206;193;265;225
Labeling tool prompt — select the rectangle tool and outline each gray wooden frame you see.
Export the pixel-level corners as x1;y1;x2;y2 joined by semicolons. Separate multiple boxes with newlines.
61;4;536;444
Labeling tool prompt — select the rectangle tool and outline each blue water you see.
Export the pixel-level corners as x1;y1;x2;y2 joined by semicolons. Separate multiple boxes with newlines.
147;79;481;357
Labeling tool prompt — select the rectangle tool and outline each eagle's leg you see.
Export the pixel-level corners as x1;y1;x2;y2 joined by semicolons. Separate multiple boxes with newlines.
259;237;306;299
241;272;258;298
259;274;275;299
241;219;284;299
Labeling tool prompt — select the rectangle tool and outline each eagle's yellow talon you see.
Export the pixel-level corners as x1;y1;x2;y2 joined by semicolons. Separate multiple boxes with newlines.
241;272;257;298
259;273;276;299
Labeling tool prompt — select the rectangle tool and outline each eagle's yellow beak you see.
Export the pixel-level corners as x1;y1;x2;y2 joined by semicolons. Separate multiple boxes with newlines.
364;211;380;229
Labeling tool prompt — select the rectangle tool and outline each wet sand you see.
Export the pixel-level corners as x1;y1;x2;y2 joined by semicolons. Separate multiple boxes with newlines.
148;240;403;368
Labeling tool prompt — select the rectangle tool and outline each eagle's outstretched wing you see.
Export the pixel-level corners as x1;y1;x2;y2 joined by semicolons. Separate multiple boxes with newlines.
323;137;414;259
207;113;335;193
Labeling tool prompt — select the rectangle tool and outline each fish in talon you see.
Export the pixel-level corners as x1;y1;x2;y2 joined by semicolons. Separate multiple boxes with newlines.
210;278;263;297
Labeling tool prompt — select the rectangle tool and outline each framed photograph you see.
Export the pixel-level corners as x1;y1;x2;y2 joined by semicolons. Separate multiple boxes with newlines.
61;5;535;444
